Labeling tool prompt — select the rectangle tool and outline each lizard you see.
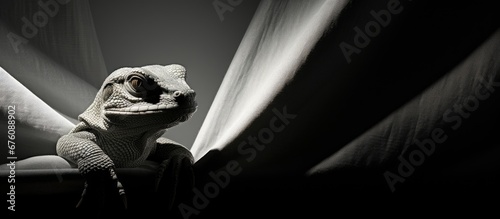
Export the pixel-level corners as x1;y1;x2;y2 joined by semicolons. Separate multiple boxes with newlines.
56;64;197;211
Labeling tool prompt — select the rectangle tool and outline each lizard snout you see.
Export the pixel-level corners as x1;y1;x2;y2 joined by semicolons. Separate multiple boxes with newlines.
174;89;197;109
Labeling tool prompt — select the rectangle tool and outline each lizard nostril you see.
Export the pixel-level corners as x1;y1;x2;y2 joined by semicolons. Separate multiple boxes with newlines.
173;91;182;98
173;90;196;107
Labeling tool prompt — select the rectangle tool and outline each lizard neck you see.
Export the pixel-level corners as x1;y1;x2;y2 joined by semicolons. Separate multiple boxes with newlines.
101;129;165;167
73;121;166;167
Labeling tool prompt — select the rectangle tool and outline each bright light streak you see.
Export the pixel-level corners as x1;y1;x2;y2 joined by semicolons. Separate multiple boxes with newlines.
191;0;350;160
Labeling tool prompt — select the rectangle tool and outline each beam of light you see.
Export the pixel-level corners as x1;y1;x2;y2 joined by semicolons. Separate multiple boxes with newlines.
191;0;350;161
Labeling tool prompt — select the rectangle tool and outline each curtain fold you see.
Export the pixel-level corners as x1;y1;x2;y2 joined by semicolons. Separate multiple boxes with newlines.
308;29;500;176
0;0;106;119
0;0;107;160
191;0;350;160
0;67;74;159
188;1;500;216
191;0;500;179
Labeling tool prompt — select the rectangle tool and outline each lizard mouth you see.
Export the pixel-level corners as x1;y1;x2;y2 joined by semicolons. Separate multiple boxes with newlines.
105;104;197;115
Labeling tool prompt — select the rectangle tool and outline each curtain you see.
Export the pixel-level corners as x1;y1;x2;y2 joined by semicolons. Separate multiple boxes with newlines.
0;0;106;160
189;1;500;215
188;0;499;217
192;0;500;176
191;0;350;160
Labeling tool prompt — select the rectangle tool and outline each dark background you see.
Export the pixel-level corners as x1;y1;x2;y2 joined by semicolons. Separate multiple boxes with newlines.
89;0;261;149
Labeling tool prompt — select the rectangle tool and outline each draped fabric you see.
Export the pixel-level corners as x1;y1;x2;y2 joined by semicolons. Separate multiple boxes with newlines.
192;0;500;176
191;0;350;160
190;0;500;217
308;31;500;174
0;0;106;160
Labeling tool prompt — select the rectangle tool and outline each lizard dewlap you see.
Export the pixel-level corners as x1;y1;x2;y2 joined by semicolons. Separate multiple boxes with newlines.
56;64;197;210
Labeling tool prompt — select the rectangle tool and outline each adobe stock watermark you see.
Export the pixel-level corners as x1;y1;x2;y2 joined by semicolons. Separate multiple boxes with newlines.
6;0;71;54
213;0;243;22
178;106;297;219
340;0;412;64
384;77;500;192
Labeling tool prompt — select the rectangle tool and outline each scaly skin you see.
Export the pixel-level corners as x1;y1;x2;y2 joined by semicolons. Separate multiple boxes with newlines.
56;64;197;210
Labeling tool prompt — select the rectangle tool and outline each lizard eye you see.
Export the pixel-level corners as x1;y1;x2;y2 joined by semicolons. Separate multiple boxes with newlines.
126;73;147;96
130;77;142;90
125;72;162;101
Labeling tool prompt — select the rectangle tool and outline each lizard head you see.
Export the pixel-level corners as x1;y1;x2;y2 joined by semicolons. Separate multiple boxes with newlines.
79;64;197;131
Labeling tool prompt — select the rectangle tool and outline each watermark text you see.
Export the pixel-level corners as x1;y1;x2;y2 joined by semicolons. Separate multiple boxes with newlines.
213;0;243;22
6;105;17;211
7;0;72;54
